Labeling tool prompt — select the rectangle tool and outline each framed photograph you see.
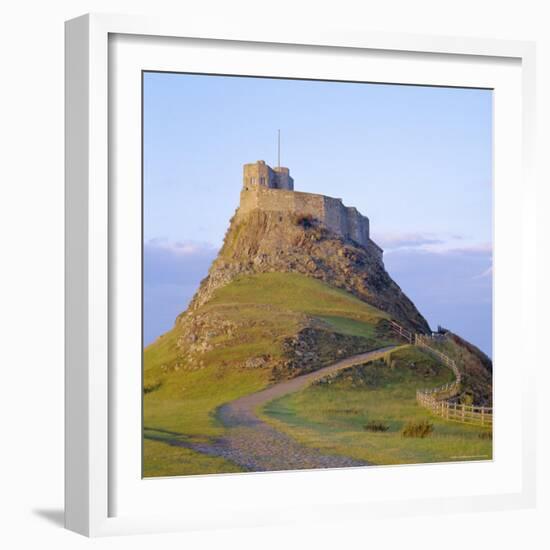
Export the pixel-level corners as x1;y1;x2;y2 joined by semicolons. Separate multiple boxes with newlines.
65;13;537;536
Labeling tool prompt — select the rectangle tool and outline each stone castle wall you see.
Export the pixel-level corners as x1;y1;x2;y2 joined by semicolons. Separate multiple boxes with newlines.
322;197;369;247
238;186;378;252
346;207;370;248
239;186;324;219
238;160;382;256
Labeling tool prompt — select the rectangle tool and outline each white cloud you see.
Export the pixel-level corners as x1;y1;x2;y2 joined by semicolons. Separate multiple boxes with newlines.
146;238;217;256
374;229;492;257
374;232;445;250
446;242;492;255
374;231;492;257
144;238;218;286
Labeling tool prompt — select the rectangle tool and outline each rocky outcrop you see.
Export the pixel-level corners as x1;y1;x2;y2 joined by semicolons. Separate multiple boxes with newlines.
185;209;430;334
172;304;387;378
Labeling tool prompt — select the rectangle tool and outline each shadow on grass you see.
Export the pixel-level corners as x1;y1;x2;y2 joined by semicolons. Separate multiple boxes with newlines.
143;426;211;450
143;426;184;437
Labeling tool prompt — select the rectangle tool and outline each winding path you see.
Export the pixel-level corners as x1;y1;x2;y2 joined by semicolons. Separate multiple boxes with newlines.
188;346;397;472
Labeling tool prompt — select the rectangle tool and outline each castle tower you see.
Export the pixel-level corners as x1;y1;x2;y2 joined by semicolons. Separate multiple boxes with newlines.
243;161;294;191
272;166;293;190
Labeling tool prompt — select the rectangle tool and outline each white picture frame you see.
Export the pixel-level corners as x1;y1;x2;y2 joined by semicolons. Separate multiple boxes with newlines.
65;13;537;537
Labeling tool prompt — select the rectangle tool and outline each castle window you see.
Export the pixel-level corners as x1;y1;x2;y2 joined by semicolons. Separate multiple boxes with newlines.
260;177;266;186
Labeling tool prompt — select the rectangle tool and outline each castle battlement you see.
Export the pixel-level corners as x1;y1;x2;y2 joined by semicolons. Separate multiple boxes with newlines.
238;161;383;259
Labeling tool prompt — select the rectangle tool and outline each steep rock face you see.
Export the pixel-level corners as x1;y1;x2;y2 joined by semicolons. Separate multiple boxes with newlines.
185;209;430;334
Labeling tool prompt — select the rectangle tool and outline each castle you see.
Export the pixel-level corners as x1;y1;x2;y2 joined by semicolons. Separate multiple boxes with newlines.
238;161;383;260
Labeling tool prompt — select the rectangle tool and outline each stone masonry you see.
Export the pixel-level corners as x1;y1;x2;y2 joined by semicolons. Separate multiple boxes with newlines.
243;160;294;190
238;161;383;260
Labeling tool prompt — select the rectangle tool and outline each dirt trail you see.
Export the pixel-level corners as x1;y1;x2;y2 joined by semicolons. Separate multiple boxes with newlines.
188;346;396;472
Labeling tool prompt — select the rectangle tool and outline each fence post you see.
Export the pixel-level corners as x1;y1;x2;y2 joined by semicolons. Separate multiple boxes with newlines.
481;406;485;426
462;403;465;422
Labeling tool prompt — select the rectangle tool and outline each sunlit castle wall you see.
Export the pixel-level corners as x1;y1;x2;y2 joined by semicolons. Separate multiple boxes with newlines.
239;161;381;258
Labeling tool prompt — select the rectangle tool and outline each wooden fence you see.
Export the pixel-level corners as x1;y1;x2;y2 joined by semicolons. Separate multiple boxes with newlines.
389;320;414;344
389;323;492;427
414;334;462;384
416;390;492;427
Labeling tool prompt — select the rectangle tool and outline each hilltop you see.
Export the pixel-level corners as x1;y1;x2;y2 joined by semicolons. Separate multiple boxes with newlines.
187;208;429;334
188;160;429;332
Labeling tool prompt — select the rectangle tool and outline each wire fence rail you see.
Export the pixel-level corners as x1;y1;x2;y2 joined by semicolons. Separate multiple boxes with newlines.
389;322;492;427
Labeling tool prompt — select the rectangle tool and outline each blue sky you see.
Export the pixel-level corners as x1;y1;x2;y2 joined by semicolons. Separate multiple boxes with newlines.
143;72;493;356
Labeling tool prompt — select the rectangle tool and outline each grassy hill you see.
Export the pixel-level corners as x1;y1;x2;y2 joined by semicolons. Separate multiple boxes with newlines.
143;272;398;477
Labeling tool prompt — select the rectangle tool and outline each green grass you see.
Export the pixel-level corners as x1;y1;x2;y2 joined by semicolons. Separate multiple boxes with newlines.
143;364;271;476
260;346;493;465
144;275;490;476
315;315;378;339
144;325;181;373
143;438;241;477
144;272;392;476
206;272;389;325
144;364;270;438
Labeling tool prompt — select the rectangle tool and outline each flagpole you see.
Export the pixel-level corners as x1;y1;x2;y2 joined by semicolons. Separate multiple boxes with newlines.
278;129;280;168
